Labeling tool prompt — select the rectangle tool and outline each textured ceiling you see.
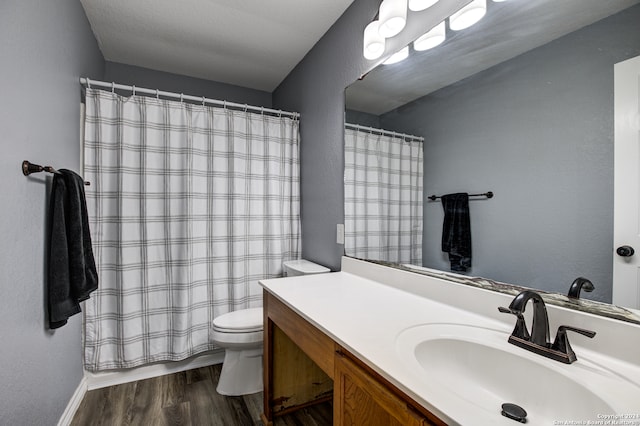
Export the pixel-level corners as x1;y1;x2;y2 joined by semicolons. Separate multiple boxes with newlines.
80;0;355;92
347;0;640;115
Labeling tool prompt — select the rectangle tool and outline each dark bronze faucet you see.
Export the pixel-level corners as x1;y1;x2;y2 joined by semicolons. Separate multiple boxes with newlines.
499;290;596;364
567;277;594;299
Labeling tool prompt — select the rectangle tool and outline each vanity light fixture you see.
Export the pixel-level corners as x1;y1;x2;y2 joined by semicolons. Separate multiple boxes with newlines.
379;0;408;38
383;46;409;64
363;20;386;60
408;0;439;12
413;21;446;51
449;0;487;31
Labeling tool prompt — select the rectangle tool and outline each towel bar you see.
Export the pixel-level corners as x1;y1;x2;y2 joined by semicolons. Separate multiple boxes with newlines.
22;160;90;185
428;191;493;201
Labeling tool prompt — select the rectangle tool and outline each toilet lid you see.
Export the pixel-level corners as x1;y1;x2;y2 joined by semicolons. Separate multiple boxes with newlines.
212;307;263;332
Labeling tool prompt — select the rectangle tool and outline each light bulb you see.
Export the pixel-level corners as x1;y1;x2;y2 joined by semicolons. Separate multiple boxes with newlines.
379;0;408;38
363;21;385;60
449;0;486;31
413;21;446;51
409;0;439;12
383;46;409;65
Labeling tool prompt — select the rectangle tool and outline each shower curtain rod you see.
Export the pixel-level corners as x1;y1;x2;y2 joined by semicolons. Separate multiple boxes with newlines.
79;78;300;119
345;122;424;142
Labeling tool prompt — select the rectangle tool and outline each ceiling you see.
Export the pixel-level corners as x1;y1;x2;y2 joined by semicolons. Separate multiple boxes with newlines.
79;0;355;92
347;0;640;115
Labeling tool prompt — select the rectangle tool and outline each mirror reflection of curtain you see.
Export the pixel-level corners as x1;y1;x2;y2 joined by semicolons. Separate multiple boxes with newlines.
82;89;300;371
344;126;423;264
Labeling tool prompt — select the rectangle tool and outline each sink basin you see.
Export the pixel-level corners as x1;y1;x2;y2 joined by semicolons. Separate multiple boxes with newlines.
395;323;640;425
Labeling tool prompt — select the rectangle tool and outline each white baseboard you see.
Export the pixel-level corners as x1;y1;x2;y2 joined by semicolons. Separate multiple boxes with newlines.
85;350;225;390
57;376;88;426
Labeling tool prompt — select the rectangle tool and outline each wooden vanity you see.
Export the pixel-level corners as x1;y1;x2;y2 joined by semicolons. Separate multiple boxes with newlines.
261;290;446;426
258;257;640;425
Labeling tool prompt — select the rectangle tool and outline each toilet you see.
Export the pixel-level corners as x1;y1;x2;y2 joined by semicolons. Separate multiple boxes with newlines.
211;259;330;396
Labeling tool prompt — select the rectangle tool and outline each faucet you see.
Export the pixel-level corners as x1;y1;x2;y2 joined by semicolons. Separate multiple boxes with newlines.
499;290;596;364
567;277;594;299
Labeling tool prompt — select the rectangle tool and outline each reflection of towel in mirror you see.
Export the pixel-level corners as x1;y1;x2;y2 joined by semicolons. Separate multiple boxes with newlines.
441;193;471;272
48;169;98;329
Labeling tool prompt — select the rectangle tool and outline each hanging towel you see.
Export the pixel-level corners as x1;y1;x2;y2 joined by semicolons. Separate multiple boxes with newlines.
441;193;472;272
48;169;98;329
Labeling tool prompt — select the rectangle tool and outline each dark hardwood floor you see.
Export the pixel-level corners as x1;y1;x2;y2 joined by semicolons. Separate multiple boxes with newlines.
71;364;332;426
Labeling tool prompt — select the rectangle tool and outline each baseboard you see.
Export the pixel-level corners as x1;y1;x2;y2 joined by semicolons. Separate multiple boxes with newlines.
85;350;225;390
57;376;88;426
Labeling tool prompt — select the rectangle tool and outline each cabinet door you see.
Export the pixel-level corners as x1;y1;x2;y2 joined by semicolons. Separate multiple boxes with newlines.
334;352;428;426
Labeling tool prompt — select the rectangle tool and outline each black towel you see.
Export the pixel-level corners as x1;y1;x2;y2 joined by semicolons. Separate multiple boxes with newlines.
441;193;472;272
48;169;98;329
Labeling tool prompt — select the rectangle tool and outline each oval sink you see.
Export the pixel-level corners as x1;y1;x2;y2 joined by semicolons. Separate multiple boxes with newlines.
395;324;640;425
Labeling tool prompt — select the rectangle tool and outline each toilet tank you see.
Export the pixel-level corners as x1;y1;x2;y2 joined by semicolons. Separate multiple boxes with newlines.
282;259;330;277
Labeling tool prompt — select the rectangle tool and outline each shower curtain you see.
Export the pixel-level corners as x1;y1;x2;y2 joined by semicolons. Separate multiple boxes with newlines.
344;127;423;265
82;89;300;371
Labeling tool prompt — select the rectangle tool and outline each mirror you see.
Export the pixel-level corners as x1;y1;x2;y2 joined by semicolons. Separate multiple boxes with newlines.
344;0;640;323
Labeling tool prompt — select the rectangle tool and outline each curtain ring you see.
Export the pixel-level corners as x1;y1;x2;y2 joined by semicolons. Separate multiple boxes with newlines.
260;106;264;115
132;85;136;96
202;96;206;106
278;110;282;118
223;100;227;110
156;89;159;99
111;82;115;93
243;104;248;112
180;93;184;103
86;78;91;88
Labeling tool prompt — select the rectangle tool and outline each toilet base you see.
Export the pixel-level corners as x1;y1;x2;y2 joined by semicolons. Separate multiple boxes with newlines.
216;346;263;396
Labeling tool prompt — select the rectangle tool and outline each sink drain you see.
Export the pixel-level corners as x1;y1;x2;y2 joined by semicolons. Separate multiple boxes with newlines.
501;403;527;423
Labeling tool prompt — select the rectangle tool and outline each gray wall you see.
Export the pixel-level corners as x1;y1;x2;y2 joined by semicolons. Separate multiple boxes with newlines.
346;109;381;128
274;0;469;271
105;61;272;107
273;0;381;271
0;1;104;425
379;5;640;302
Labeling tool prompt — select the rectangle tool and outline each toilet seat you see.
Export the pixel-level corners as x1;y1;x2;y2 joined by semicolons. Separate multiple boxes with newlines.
212;308;264;349
212;307;263;333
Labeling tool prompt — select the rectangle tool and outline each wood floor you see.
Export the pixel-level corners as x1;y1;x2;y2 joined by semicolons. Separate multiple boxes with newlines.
71;364;332;426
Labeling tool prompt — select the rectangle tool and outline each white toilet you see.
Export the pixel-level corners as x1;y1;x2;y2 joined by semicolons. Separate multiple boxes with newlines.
211;259;330;396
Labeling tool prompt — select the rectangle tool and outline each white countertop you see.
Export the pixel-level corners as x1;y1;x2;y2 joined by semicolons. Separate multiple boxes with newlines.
259;258;640;425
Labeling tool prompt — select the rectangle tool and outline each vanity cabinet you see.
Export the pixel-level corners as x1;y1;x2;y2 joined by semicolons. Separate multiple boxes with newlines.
262;290;445;426
334;350;437;426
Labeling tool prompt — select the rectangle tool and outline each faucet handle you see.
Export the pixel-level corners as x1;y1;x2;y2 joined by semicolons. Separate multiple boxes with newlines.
558;325;596;339
498;306;530;340
551;325;596;363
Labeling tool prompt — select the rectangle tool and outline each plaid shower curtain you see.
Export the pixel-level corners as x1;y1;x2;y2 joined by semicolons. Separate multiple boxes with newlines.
82;89;300;371
344;127;423;265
